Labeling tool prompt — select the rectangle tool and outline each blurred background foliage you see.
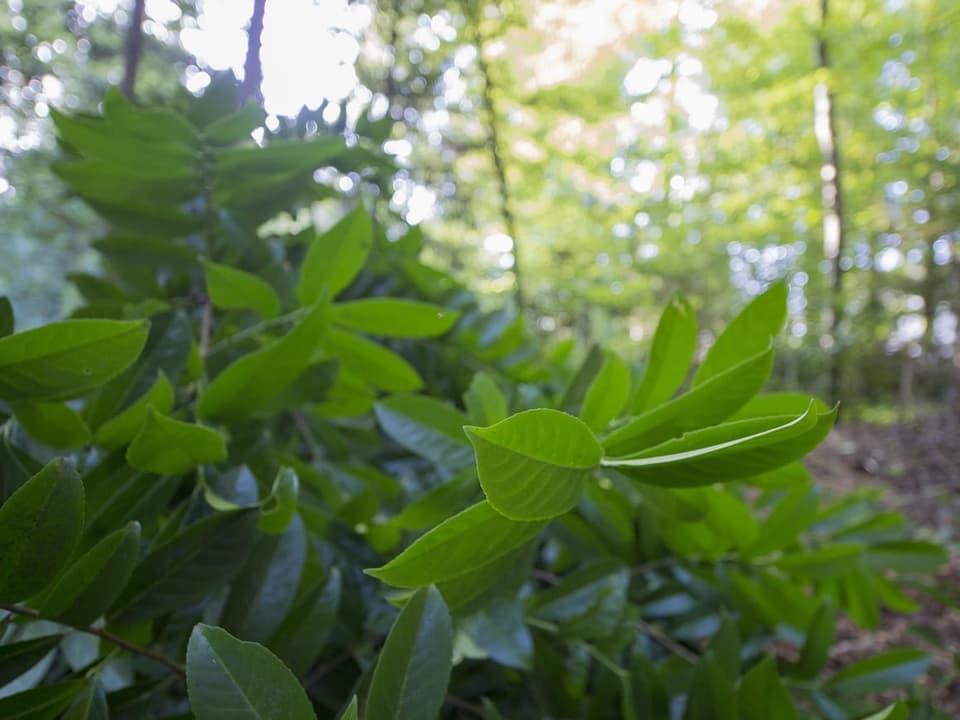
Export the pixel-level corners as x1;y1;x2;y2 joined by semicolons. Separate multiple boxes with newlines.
1;0;958;414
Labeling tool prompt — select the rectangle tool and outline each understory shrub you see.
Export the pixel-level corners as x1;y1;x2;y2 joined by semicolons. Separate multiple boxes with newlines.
0;82;948;719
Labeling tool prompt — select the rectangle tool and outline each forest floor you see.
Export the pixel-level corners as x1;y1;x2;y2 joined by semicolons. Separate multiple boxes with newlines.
808;412;960;714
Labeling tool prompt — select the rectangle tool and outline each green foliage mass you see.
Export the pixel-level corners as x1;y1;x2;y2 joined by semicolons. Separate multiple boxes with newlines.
0;83;948;720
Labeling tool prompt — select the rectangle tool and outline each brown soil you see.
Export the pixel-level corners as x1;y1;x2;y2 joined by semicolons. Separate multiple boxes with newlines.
807;412;960;714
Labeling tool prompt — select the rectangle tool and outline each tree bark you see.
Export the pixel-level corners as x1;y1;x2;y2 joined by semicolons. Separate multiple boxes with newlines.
813;0;846;403
240;0;267;105
121;0;146;100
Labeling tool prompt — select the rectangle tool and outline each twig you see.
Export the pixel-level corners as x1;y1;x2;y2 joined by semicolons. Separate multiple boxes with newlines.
0;604;185;677
634;619;698;664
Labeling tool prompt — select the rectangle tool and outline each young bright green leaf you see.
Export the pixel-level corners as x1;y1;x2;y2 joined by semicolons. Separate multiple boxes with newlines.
463;371;508;426
186;624;316;720
603;346;773;456
204;259;281;319
126;407;227;475
322;327;422;392
388;470;477;531
786;599;834;680
736;657;798;720
366;586;453;720
0;319;148;402
0;457;84;603
222;516;306;642
824;648;929;696
692;281;786;386
366;501;545;588
198;302;328;421
298;205;373;304
437;541;536;616
12;401;90;448
0;296;14;337
374;394;475;470
631;295;697;413
859;702;908;720
0;679;85;720
36;521;141;625
331;299;459;338
465;409;602;520
93;371;174;448
110;509;258;623
259;467;300;534
61;679;108;720
0;635;61;687
602;404;836;488
580;350;630;431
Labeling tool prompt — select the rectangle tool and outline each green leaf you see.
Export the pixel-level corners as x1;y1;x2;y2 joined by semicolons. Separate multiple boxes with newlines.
602;346;773;457
602;404;836;488
859;702;908;720
93;371;175;448
776;543;864;580
126;408;227;475
463;371;508;426
459;600;533;669
437;541;535;615
186;624;316;720
388;470;477;531
62;680;108;720
366;501;545;588
374;394;475;470
298;205;373;303
0;457;84;603
259;467;300;534
559;345;603;414
110;509;258;623
744;486;817;558
203;101;266;145
692;281;786;386
331;299;459;338
530;561;630;639
198;302;328;421
632;295;697;413
824;649;929;696
465;409;602;520
366;586;453;720
204;260;281;319
580;350;630;431
12;401;90;448
736;657;797;720
863;541;947;575
268;566;341;676
322;327;422;392
0;319;148;401
222;516;307;642
0;296;14;337
338;696;359;720
35;521;141;625
683;651;737;720
0;679;85;720
787;599;835;680
0;635;61;687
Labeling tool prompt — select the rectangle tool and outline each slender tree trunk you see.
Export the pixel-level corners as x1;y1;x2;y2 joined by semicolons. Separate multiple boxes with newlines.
473;23;525;312
121;0;146;99
813;0;846;402
240;0;267;105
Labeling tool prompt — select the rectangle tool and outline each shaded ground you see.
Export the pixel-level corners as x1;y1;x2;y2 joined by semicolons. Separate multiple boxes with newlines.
808;412;960;714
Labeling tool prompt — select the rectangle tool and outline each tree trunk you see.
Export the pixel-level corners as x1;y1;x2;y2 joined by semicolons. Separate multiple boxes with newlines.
240;0;267;105
813;0;846;403
121;0;146;99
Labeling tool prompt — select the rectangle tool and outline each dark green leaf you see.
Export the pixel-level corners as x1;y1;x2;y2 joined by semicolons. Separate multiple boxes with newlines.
374;394;474;470
36;521;141;625
0;635;61;687
683;651;737;720
268;566;341;676
258;467;300;535
465;409;601;520
776;544;864;580
186;624;315;720
824;649;929;696
0;458;84;603
62;680;108;720
787;599;835;680
0;679;85;720
366;586;453;720
736;657;797;720
12;401;90;448
745;486;817;557
0;296;13;337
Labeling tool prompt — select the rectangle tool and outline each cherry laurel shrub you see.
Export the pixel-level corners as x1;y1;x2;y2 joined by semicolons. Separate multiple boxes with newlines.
0;84;947;720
